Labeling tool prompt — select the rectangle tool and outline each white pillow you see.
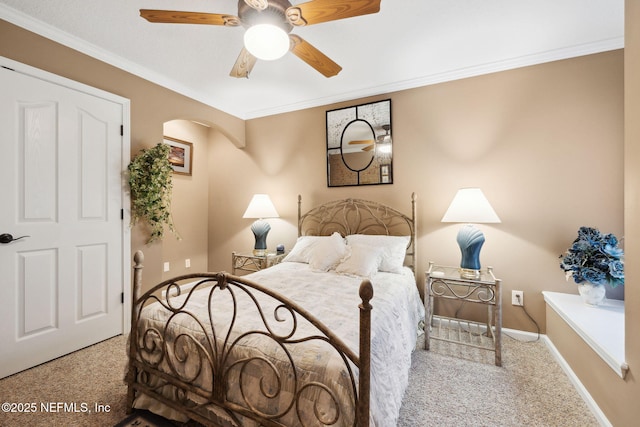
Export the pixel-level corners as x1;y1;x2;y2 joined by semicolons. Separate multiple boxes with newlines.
336;243;383;278
283;232;348;270
308;232;349;272
282;235;324;263
345;235;410;274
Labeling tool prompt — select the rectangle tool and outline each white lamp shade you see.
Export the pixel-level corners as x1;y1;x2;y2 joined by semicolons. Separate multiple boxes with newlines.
441;188;501;223
244;24;290;61
243;194;279;219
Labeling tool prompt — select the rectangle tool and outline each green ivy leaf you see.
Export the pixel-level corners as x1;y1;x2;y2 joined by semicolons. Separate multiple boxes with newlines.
128;143;180;243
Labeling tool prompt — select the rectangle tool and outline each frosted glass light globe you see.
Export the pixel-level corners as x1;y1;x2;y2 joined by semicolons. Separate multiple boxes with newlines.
244;24;289;60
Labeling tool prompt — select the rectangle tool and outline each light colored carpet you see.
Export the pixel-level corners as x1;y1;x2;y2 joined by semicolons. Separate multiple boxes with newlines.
0;335;129;427
399;333;599;427
0;332;599;427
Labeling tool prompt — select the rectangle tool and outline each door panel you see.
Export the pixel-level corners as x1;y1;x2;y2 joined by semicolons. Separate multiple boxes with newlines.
78;244;108;320
0;63;128;379
21;101;58;222
80;110;109;220
19;249;58;337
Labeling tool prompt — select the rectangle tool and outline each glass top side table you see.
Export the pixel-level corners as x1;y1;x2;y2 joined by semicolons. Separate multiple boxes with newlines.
425;261;503;366
232;251;287;275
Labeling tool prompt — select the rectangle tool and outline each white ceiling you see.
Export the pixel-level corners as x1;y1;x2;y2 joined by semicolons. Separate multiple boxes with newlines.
0;0;624;119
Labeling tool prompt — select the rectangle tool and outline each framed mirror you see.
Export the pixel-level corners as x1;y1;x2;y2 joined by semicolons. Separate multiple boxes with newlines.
326;99;392;187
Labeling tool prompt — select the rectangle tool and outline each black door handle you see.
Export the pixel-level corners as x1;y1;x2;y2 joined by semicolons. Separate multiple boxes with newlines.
0;233;30;244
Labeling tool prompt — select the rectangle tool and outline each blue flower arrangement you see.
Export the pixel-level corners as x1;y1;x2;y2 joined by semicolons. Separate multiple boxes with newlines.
559;226;624;287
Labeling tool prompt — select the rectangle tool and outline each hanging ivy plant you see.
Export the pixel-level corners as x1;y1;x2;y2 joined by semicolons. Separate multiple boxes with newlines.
128;143;180;243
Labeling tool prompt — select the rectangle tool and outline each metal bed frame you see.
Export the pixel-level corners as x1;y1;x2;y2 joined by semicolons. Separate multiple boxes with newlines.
125;194;416;426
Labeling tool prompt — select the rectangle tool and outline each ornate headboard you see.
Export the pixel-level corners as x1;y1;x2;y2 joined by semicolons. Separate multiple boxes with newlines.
297;193;417;271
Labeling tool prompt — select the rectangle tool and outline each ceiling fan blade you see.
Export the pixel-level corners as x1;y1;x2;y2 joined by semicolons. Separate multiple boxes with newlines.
243;0;269;11
362;145;374;151
290;35;342;78
140;10;240;26
230;48;258;78
349;139;375;145
286;0;381;26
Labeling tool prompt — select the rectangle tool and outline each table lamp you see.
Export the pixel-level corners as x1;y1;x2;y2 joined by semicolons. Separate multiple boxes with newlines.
243;194;279;256
441;188;501;279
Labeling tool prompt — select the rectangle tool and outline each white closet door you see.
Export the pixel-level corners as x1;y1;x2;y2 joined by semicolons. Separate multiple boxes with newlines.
0;62;128;379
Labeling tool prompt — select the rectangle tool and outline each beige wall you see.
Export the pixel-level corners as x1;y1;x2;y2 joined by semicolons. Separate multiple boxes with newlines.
2;17;623;332
624;0;640;395
207;50;624;334
2;11;637;424
0;19;244;291
545;309;627;424
541;2;640;425
162;120;211;277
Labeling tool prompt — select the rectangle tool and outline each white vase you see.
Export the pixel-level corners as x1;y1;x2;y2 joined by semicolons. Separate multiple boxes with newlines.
577;282;606;306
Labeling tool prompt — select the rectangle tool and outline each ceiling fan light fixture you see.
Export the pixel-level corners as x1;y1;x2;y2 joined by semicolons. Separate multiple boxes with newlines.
377;141;392;154
244;24;290;60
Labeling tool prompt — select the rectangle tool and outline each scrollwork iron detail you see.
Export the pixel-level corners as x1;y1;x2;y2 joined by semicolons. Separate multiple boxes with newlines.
297;195;417;272
128;272;366;426
430;279;495;303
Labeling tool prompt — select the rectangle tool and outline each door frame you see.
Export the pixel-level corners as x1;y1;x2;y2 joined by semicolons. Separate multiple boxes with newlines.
1;55;132;333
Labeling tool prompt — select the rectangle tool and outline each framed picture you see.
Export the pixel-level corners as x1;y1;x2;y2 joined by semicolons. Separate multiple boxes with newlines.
164;136;193;176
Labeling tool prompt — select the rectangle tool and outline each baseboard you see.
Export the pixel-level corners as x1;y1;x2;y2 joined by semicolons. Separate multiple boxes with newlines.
541;335;612;427
501;327;540;341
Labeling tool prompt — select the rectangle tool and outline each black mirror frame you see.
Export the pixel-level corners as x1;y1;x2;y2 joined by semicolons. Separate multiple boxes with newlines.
326;99;392;187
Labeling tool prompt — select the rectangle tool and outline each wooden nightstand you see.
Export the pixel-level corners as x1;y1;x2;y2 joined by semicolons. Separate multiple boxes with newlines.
232;252;287;275
425;261;503;366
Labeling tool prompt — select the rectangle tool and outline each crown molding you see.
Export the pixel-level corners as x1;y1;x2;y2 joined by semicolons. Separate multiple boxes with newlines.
2;4;623;120
242;36;624;119
0;4;245;118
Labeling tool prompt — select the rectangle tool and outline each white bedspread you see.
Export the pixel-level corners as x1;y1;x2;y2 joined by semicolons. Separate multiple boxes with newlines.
251;262;423;426
133;261;424;426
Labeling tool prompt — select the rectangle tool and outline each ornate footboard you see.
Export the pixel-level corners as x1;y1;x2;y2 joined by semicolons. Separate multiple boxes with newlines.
125;251;372;427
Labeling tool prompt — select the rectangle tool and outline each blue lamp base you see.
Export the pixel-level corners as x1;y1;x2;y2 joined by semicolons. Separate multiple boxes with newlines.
251;219;271;256
456;224;485;279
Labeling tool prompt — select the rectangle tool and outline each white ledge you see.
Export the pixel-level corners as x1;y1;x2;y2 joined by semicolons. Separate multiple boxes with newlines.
542;291;628;378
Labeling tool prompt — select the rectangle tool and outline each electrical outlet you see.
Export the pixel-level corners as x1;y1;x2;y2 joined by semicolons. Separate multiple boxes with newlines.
185;258;191;268
512;290;524;306
163;262;170;272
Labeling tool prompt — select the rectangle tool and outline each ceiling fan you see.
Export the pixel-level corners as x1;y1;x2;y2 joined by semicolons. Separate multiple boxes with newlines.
349;139;375;151
347;123;390;151
140;0;381;78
